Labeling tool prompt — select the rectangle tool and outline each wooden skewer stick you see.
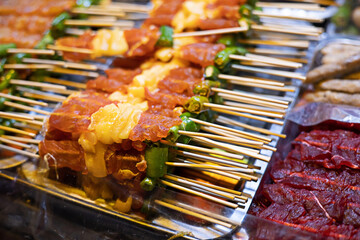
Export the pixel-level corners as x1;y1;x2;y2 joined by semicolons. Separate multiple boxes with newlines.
0;93;48;107
17;87;66;102
261;22;323;34
217;116;286;138
238;39;309;48
178;130;263;147
7;48;55;55
252;24;320;37
253;10;324;23
227;81;295;93
0;114;42;127
176;150;251;169
193;138;260;154
232;64;306;81
6;112;45;120
0;144;39;159
49;67;99;78
64;19;134;28
47;45;94;54
23;58;97;71
4;101;50;115
212;107;284;125
193;136;271;162
65;28;87;36
212;87;288;105
10;79;66;90
164;175;246;202
218;74;284;87
256;2;325;11
38;87;77;95
0;137;32;149
161;140;245;162
166;174;247;200
2;135;40;144
71;8;126;17
286;0;338;6
223;101;287;114
96;3;151;13
43;77;87;89
0;125;35;137
246;48;307;57
173;26;248;38
166;162;250;172
204;102;284;119
218;92;289;109
4;64;54;70
155;200;232;228
230;53;302;69
0;112;33;121
159;180;238;209
189;118;271;142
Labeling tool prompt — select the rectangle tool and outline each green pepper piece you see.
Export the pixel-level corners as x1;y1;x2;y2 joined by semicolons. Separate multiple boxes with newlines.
179;117;200;132
145;146;168;178
0;43;16;58
167;125;180;142
247;0;257;8
217;35;236;46
0;58;6;73
198;109;217;123
8;53;32;64
332;1;351;28
156;26;174;47
35;31;54;50
184;96;209;114
179;112;197;119
0;70;16;91
214;47;248;70
193;80;221;97
209;93;224;104
140;177;156;191
204;65;220;81
51;12;71;39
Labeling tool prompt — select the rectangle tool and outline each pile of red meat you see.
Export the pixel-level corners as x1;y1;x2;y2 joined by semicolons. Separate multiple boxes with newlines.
250;129;360;240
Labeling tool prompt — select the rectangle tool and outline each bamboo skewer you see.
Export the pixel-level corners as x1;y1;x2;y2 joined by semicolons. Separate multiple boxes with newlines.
238;39;309;48
246;48;307;57
211;88;288;105
218;74;284;87
4;64;54;70
0;125;36;137
49;67;99;78
161;140;246;162
286;0;338;6
2;135;40;144
71;8;126;17
193;138;260;154
230;53;302;69
7;48;55;55
218;92;289;109
155;200;232;228
254;10;324;23
17;87;66;102
166;162;250;172
173;26;249;38
64;19;135;28
97;3;151;13
189;118;271;142
252;24;320;37
10;79;66;90
0;112;34;121
232;64;306;81
6;112;45;121
159;180;238;209
23;58;97;71
217;116;286;138
204;102;284;119
223;101;286;114
0;93;48;107
47;45;94;54
4;101;50;115
43;77;87;89
0;144;39;159
0;137;32;149
256;2;325;11
178;130;263;147
176;150;251;169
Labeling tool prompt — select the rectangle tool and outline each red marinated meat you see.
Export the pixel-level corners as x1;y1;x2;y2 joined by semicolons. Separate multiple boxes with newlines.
124;27;160;57
145;88;189;109
48;91;115;136
87;68;142;93
199;19;238;30
180;43;226;67
39;139;85;172
143;0;184;27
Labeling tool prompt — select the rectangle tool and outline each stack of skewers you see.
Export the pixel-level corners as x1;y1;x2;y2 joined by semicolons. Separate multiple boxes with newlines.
0;0;340;238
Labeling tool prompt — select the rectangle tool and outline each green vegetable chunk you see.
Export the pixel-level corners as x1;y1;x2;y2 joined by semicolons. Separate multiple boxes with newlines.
214;47;248;70
0;70;17;91
35;32;54;50
51;12;71;39
156;26;174;47
0;43;16;58
217;35;236;46
140;177;156;191
204;65;220;80
167;125;180;142
193;80;220;97
145;146;168;178
184;96;209;114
